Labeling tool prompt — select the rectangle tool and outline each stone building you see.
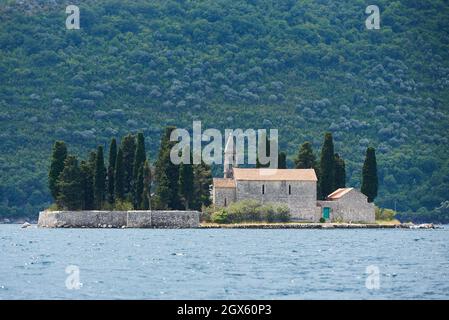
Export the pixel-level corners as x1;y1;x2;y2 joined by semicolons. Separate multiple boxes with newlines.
212;134;375;223
317;188;375;223
213;168;319;220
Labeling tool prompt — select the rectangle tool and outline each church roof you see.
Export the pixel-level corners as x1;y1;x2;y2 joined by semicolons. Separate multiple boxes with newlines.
233;168;317;181
326;188;354;200
213;178;236;188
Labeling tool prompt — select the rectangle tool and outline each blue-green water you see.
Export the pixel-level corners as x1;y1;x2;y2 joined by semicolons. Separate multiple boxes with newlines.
0;224;448;299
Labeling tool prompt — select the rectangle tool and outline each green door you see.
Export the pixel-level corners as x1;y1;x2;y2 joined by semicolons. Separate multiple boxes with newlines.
323;207;330;220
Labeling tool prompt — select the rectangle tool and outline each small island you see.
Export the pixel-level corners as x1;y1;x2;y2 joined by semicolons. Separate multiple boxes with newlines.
40;128;434;229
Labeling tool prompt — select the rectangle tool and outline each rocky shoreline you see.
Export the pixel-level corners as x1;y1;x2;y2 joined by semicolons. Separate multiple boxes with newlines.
4;217;441;230
199;222;440;229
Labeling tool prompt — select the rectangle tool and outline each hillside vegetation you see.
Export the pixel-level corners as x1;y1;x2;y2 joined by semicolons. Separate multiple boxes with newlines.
0;0;448;221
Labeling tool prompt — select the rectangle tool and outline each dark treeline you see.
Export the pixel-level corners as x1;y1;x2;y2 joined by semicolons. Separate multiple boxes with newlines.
293;132;377;201
48;127;212;211
49;129;377;211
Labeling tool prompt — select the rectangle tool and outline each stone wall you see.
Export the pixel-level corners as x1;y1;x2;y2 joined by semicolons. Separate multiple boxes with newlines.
317;189;375;223
38;210;200;228
235;180;319;221
213;187;236;207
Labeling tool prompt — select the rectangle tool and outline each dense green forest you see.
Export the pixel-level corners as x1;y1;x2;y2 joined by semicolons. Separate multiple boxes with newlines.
0;0;448;222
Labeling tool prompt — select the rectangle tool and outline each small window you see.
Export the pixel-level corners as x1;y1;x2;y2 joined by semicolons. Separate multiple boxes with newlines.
288;185;291;195
224;198;227;206
262;184;265;195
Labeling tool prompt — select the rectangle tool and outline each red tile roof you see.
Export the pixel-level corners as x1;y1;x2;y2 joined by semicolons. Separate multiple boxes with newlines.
213;178;236;188
326;188;353;200
233;168;317;181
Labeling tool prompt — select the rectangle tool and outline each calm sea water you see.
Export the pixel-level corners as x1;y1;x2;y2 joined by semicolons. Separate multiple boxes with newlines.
0;224;448;300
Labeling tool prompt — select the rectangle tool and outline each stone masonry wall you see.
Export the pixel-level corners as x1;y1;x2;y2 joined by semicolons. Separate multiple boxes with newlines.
235;180;319;221
317;189;375;223
38;210;200;228
213;187;236;207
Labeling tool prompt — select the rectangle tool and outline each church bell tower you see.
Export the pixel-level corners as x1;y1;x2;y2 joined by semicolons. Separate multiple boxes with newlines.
224;133;237;178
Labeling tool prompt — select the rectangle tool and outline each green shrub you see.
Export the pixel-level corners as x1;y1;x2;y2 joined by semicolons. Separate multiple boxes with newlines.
276;205;291;222
375;207;396;221
211;209;229;224
211;200;291;224
46;203;60;211
200;204;215;222
319;217;326;223
113;200;133;211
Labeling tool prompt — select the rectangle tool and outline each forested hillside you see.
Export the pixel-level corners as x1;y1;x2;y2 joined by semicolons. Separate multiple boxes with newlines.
0;0;448;221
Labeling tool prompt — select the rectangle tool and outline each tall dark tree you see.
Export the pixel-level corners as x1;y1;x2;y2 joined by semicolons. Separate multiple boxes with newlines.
133;132;146;181
107;138;117;204
93;145;106;209
142;160;152;210
320;133;335;199
48;141;67;201
154;126;181;209
134;165;144;209
192;161;213;210
256;133;270;168
334;153;346;189
294;142;316;169
80;160;94;210
114;147;125;201
121;134;136;196
132;132;146;208
278;151;287;169
153;165;171;210
56;155;83;210
179;155;194;210
295;141;321;198
361;147;378;203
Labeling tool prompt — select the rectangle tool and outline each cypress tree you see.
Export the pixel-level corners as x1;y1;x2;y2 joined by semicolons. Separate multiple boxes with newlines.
256;133;270;168
278;151;287;169
295;141;321;199
142;160;152;210
132;132;146;208
107;138;117;204
80;160;94;210
133;133;146;181
294;142;316;169
361;147;378;203
56;155;83;210
134;165;144;209
334;153;346;189
154;126;181;209
48;141;67;201
154;166;171;210
121;134;136;196
88;151;97;169
93;145;106;209
320;133;335;199
179;154;194;210
192;161;213;210
114;148;125;201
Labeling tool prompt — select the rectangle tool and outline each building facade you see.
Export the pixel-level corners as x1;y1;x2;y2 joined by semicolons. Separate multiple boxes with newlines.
317;188;375;223
213;168;320;221
212;134;375;223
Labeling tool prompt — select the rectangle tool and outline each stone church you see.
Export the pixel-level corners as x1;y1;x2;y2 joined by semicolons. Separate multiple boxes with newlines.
212;135;375;222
